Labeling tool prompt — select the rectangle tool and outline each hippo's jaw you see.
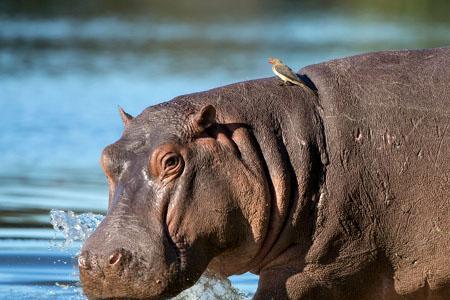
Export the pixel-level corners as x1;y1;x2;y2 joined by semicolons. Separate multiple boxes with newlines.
78;215;202;300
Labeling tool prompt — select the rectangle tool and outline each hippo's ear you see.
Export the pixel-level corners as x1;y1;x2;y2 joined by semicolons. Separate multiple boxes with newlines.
118;106;134;126
193;105;216;132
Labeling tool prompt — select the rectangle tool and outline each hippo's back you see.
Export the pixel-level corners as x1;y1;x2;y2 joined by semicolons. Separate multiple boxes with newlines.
301;47;450;117
301;47;450;296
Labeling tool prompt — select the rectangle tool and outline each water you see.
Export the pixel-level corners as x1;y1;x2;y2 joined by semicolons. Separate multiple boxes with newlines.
1;1;449;299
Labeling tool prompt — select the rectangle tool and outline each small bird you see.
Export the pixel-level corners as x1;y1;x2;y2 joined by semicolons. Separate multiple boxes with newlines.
268;57;307;88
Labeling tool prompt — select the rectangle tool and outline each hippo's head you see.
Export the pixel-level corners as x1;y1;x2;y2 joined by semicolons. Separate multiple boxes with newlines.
79;95;272;299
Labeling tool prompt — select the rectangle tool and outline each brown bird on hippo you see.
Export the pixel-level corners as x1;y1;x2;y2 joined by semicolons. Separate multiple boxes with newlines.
269;57;309;89
79;46;450;300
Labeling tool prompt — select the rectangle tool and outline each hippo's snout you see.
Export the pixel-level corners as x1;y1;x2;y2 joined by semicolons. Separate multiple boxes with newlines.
76;211;193;300
77;252;91;270
79;243;174;299
78;248;131;272
108;248;126;265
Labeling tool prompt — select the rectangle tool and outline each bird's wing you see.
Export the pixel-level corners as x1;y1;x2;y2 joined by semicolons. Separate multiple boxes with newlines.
274;64;300;82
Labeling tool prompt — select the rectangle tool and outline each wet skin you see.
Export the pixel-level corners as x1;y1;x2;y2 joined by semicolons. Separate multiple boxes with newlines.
79;47;450;300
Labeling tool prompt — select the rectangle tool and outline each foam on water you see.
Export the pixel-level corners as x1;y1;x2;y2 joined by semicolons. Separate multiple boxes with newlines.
49;210;250;300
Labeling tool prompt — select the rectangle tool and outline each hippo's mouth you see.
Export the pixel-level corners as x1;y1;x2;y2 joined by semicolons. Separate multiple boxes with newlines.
164;225;189;285
162;200;192;294
174;240;188;270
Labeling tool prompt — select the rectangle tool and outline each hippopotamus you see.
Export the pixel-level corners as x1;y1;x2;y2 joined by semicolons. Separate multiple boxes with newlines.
78;46;450;300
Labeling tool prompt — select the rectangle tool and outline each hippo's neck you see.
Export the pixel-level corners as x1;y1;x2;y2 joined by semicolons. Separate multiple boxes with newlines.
211;78;329;273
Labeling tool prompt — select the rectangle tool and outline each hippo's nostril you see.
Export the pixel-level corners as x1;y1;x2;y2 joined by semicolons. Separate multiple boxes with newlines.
109;251;123;265
78;253;91;270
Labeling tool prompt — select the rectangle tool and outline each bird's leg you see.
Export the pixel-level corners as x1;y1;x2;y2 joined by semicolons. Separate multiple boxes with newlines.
286;81;294;86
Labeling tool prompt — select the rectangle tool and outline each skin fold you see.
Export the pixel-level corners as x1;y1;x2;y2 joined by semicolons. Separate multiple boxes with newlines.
79;46;450;300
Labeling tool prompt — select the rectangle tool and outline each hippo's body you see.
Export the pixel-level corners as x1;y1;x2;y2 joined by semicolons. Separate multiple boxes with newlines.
79;47;450;300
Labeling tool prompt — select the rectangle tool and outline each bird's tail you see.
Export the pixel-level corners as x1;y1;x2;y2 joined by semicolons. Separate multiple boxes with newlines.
292;80;308;88
292;77;317;94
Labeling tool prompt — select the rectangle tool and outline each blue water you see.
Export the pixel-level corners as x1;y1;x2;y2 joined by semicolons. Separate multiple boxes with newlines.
1;1;449;299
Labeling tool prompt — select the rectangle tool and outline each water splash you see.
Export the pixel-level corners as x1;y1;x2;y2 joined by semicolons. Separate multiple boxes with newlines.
50;210;104;249
49;210;251;300
174;270;246;300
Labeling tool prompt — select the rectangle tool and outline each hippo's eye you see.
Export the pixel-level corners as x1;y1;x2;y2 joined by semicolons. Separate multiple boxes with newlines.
159;152;183;181
164;155;178;168
149;145;184;182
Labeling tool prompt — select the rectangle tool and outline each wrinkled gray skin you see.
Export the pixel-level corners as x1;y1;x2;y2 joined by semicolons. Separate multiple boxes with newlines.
79;47;450;299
